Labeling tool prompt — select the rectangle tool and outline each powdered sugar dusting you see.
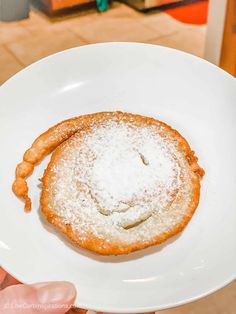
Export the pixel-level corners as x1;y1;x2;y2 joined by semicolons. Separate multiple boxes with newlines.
49;117;192;244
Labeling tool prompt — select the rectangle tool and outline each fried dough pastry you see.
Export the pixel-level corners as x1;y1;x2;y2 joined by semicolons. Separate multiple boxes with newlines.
13;112;204;255
13;114;101;211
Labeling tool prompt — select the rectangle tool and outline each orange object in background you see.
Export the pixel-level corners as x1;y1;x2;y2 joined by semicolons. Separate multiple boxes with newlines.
164;0;209;25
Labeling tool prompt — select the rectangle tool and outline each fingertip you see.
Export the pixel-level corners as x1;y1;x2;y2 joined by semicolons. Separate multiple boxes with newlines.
0;282;76;314
33;281;77;304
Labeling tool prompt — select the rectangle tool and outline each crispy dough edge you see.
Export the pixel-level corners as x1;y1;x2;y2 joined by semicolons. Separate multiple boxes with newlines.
41;111;204;255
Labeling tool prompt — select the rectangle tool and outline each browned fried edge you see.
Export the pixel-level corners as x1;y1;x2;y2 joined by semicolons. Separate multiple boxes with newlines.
41;111;204;255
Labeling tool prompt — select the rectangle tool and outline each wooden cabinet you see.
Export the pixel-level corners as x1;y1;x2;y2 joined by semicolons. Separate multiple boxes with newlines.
220;0;236;76
36;0;95;12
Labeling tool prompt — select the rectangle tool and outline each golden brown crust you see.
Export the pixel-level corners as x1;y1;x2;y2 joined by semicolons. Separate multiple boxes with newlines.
40;112;204;255
13;111;204;212
12;112;121;211
41;187;200;255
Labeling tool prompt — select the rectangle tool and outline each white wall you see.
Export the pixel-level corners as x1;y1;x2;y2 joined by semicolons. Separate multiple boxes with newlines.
204;0;228;65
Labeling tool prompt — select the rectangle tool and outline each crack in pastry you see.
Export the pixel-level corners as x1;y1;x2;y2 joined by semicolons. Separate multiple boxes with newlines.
123;212;153;230
13;112;204;255
115;205;154;229
138;152;149;166
97;203;130;216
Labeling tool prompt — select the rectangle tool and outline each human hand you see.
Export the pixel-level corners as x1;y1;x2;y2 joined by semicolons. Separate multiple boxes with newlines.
0;266;80;313
0;267;155;314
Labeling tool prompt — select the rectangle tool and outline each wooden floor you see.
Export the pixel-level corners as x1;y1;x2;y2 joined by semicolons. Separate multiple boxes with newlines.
0;2;235;313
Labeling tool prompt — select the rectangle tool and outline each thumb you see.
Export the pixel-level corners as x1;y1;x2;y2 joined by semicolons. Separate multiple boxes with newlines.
0;281;76;314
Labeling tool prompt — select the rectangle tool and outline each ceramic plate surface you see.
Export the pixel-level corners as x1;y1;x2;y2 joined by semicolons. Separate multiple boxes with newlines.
0;43;236;312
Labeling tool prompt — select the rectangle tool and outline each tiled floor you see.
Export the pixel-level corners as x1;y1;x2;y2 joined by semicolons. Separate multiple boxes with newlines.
0;2;235;313
0;2;207;84
160;280;236;314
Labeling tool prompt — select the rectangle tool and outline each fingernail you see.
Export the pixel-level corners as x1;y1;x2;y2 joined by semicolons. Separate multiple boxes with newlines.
33;281;76;304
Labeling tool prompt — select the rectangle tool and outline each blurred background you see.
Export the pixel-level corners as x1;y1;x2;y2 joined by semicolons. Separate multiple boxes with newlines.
0;0;235;313
0;0;235;86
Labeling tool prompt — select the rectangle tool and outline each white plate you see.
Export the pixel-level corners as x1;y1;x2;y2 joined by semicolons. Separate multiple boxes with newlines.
0;43;236;313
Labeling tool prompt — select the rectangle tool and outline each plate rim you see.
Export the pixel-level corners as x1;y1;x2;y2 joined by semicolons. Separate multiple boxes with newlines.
1;42;235;91
0;42;236;313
